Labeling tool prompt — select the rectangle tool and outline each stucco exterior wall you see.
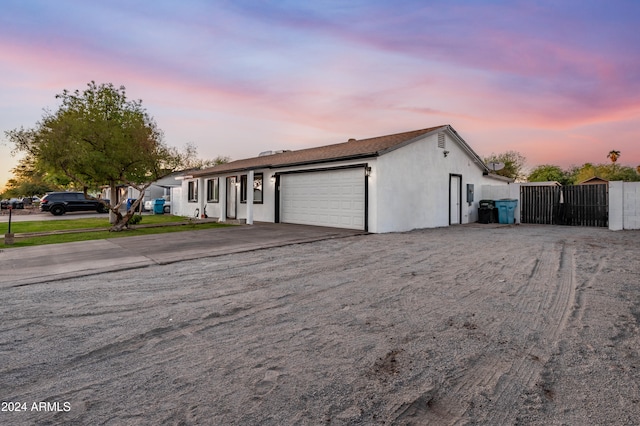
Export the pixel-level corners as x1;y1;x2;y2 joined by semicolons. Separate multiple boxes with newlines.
622;182;640;229
374;132;509;233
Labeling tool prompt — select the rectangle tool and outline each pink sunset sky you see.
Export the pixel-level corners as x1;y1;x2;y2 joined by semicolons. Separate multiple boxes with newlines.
1;0;639;189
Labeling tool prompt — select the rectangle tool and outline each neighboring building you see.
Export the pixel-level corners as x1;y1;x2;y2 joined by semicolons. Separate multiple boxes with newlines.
578;176;609;185
176;125;511;233
102;171;184;212
521;181;562;186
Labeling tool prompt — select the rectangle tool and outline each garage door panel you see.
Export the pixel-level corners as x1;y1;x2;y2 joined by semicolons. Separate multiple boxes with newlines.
281;168;365;230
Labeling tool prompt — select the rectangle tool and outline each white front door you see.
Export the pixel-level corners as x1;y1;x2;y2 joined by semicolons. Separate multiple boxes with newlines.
450;175;461;225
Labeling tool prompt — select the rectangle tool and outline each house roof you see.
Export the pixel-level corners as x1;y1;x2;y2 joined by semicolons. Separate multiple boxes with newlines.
521;181;562;186
189;125;491;177
577;176;609;185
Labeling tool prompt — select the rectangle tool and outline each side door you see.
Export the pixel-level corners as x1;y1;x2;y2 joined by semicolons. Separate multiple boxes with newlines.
449;174;462;225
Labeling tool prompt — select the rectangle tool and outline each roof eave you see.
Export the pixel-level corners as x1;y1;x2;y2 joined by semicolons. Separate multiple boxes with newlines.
484;173;514;183
444;125;491;173
190;153;377;177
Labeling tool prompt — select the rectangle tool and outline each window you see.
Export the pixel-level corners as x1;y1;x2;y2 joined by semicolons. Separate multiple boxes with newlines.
206;178;219;203
253;173;263;203
188;180;198;202
240;173;263;204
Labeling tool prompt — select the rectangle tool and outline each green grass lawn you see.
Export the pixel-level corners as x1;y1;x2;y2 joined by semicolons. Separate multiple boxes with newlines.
0;215;231;248
2;214;184;233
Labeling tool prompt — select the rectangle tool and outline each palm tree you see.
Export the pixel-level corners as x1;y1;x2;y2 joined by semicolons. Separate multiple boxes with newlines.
607;150;621;163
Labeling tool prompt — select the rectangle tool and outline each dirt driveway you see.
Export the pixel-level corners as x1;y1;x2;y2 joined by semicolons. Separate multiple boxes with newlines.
2;224;639;425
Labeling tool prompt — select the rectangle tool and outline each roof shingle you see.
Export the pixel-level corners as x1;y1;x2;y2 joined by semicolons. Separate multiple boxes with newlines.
192;125;447;177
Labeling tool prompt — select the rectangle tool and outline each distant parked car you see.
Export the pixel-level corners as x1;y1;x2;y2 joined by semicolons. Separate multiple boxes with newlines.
0;199;9;209
8;198;25;209
40;192;109;216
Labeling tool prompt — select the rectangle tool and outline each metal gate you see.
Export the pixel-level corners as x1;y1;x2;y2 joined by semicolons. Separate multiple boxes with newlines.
520;184;608;227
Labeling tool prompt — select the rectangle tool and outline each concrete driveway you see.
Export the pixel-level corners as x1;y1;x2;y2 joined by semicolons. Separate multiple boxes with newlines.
0;223;366;287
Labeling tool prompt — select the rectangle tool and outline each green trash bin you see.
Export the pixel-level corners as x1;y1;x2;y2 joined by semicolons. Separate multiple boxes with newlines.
494;199;518;224
153;198;165;214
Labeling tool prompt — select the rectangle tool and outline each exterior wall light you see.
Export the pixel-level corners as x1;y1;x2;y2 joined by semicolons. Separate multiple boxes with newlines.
443;150;450;158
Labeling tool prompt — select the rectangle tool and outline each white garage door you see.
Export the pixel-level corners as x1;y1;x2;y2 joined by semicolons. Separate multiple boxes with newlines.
280;168;365;230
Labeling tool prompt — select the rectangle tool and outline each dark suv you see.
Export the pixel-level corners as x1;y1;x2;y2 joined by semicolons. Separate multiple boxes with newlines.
40;192;109;216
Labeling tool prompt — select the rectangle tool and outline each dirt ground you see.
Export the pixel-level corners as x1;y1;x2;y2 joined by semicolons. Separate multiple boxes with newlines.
1;224;639;425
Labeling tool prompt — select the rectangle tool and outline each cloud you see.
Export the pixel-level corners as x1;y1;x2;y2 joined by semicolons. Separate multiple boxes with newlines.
1;0;638;182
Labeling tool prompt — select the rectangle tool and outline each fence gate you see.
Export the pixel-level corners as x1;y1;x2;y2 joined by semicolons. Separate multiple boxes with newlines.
520;184;608;227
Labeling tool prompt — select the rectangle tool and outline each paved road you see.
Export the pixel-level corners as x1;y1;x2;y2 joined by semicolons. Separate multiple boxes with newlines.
0;223;365;287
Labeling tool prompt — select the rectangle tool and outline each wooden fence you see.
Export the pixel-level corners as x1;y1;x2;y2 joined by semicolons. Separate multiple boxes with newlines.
520;184;608;227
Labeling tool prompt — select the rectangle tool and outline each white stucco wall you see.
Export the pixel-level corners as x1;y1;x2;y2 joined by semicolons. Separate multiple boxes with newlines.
373;131;509;233
623;182;640;229
480;184;521;223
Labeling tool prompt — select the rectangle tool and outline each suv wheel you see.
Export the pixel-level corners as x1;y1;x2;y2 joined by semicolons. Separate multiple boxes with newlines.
97;204;107;213
50;205;65;216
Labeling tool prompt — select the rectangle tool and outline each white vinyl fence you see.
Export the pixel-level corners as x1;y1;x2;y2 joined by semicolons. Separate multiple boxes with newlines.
609;181;640;230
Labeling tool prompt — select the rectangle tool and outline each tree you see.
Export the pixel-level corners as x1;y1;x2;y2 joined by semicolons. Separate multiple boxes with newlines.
484;151;527;181
607;150;621;163
179;142;230;169
527;164;574;185
0;156;60;198
573;162;640;183
6;82;186;231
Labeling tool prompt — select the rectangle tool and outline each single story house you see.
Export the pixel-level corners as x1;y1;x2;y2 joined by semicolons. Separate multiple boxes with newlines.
578;176;609;185
175;125;511;233
520;181;562;186
102;171;184;212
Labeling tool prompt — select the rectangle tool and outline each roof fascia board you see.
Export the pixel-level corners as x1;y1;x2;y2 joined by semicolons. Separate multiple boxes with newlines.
444;125;490;173
270;153;376;170
190;153;377;177
485;173;514;183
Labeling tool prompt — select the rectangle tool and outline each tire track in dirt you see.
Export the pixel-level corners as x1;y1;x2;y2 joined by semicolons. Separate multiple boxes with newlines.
393;239;579;425
4;226;638;425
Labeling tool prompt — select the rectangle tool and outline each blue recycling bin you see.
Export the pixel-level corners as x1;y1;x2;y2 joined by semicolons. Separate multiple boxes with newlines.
153;198;165;214
494;199;518;224
126;198;135;210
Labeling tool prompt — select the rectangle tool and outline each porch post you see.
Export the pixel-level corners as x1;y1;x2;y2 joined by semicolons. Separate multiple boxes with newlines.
246;170;254;225
198;177;205;218
219;177;226;222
